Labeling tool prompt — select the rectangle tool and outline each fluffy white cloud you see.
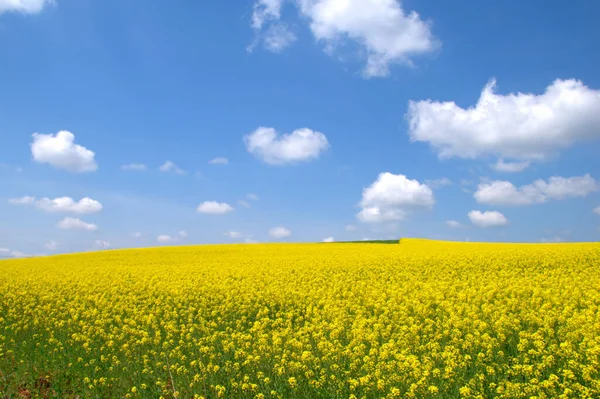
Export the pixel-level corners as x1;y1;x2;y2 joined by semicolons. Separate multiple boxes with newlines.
269;226;291;238
178;230;188;238
57;217;98;231
594;206;600;215
44;241;59;250
95;240;111;249
197;201;234;215
159;161;186;175
474;174;598;206
31;131;97;173
121;163;147;171
346;224;358;232
297;0;436;77
446;220;462;228
357;173;434;223
9;196;102;214
0;0;53;14
250;0;437;77
474;181;540;206
157;235;173;243
38;197;102;214
323;237;335;242
491;159;531;173
208;157;229;165
245;127;329;165
225;231;243;239
468;210;508;228
407;79;600;163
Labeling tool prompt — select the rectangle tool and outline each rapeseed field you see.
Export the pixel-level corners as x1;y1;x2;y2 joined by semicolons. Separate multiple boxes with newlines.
1;239;599;398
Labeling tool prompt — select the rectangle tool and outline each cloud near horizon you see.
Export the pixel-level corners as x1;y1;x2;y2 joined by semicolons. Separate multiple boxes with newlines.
357;173;434;223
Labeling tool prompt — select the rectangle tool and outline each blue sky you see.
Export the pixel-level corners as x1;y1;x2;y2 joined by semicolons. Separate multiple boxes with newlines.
1;0;600;256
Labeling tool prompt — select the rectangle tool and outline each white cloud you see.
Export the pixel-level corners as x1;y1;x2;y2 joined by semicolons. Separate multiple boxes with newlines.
44;241;59;250
251;0;283;30
178;230;187;238
357;173;434;223
121;163;147;171
57;217;98;231
250;0;437;77
197;201;234;215
0;0;53;14
157;235;173;243
425;177;452;189
159;161;186;175
346;224;358;232
491;159;531;173
468;210;508;228
237;200;251;208
249;1;296;53
225;231;243;239
244;127;329;165
474;174;598;206
323;237;335;242
594;206;600;215
533;175;598;199
269;226;291;238
9;196;103;214
8;196;35;205
130;232;143;239
298;0;437;77
263;23;297;52
245;238;259;244
446;220;462;228
95;240;111;249
247;194;259;201
31;131;97;173
407;79;600;163
208;157;229;165
38;197;102;214
0;247;29;258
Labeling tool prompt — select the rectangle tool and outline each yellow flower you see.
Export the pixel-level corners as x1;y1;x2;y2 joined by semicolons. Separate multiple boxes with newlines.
1;239;598;398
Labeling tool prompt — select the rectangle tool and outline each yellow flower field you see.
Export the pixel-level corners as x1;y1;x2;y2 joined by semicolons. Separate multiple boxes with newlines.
1;239;599;398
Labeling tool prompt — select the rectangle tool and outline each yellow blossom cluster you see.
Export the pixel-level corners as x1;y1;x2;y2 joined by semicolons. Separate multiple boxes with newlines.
1;239;599;398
